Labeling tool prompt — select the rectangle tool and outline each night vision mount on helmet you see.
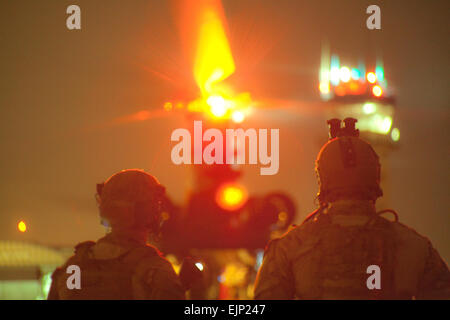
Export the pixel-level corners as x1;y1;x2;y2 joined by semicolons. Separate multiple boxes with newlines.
302;118;398;224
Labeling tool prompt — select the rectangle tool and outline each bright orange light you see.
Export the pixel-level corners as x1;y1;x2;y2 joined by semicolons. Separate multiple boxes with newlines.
180;0;253;121
18;220;27;233
334;85;346;96
319;82;330;94
372;85;383;97
349;81;359;92
367;72;377;84
163;102;173;111
216;184;248;211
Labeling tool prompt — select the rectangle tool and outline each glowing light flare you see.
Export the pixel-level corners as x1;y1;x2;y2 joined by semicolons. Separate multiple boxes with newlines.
194;4;235;96
380;116;393;133
340;67;351;82
231;110;245;123
376;66;384;82
367;72;377;84
391;128;400;142
207;95;227;117
216;184;248;211
349;81;360;93
319;82;330;94
363;103;377;114
372;85;383;97
351;68;361;80
163;102;173;111
18;220;27;233
330;67;340;86
182;0;252;121
219;263;248;286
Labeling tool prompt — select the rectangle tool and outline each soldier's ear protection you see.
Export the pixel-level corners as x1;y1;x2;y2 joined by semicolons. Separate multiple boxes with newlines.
134;184;166;234
95;182;109;227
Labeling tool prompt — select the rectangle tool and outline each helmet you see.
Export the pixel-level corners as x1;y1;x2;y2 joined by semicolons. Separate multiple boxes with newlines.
316;118;382;205
96;169;165;233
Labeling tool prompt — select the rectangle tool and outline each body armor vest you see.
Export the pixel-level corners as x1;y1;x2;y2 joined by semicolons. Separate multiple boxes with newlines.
54;241;158;300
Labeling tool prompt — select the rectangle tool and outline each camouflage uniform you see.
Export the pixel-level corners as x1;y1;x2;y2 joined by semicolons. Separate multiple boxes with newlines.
48;169;185;300
254;200;450;299
254;119;450;300
48;234;185;300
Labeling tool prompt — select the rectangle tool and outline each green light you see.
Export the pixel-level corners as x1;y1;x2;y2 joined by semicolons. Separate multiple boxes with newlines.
375;66;384;82
379;116;392;134
363;103;377;114
391;128;400;141
351;68;361;80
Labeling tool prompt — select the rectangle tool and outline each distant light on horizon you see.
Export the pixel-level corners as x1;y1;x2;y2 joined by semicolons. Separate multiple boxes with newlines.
372;85;383;97
339;66;351;82
391;128;400;141
367;72;377;84
363;103;377;114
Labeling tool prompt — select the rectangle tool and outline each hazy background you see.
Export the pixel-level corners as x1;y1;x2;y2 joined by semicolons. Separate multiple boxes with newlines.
0;0;448;262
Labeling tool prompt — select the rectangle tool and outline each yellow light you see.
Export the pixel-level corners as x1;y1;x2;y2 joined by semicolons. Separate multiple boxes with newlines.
194;6;235;96
231;110;245;123
216;184;248;211
163;102;173;111
391;128;400;141
184;1;252;121
349;81;359;92
340;67;351;82
319;82;330;94
372;85;383;97
363;103;377;114
166;254;181;274
367;72;377;84
380;117;392;133
207;95;227;117
18;220;27;233
219;263;248;286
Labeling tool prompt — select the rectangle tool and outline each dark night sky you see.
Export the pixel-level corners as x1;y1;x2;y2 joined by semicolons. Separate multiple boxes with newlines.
0;1;449;262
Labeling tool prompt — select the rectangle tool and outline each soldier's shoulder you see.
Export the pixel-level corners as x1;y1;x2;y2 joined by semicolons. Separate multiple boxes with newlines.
264;217;321;254
390;220;431;242
377;218;433;252
132;246;183;297
132;245;174;273
283;212;324;238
